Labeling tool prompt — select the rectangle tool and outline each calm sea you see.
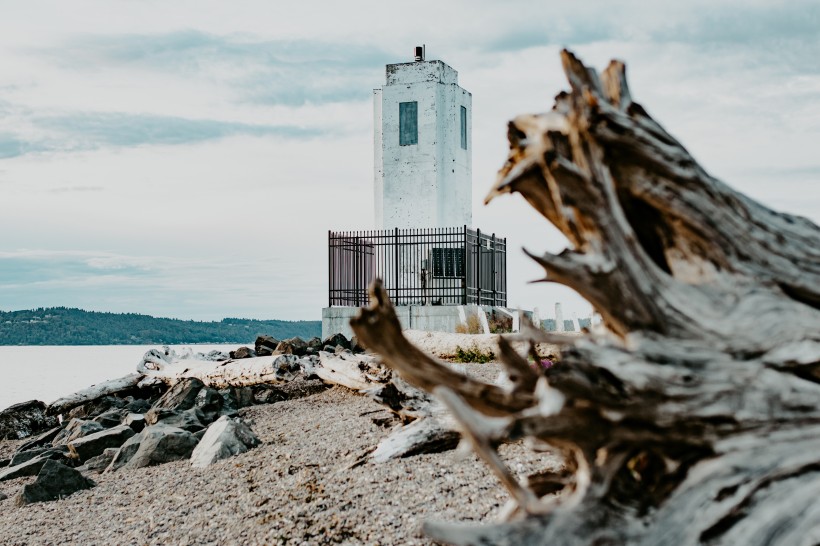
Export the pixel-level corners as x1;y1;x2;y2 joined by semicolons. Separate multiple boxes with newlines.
0;344;240;410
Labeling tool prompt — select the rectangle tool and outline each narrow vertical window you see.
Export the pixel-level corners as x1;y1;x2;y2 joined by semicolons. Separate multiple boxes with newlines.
399;101;418;145
460;105;467;150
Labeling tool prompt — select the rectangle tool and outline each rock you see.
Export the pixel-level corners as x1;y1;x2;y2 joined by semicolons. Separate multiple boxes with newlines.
0;458;9;469
0;454;56;482
334;345;352;355
93;408;128;429
52;419;104;446
322;345;336;353
307;336;323;352
0;400;58;440
152;378;205;412
125;398;151;413
190;416;261;468
272;354;303;382
194;388;223;424
66;395;128;420
82;448;118;474
282;337;308;356
301;355;320;380
10;446;58;467
253;386;288;404
123;413;146;433
350;335;366;353
235;387;254;408
322;333;350;351
14;460;94;506
109;425;199;471
229;346;255;359
273;341;294;355
67;425;135;463
255;335;280;357
13;426;62;454
202;350;230;361
0;492;6;500
145;408;206;433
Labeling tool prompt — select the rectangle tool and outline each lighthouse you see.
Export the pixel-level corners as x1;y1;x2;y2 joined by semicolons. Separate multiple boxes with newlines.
323;47;507;339
373;46;472;229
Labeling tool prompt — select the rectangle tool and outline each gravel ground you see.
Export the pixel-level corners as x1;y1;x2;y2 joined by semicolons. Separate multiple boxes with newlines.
0;363;563;545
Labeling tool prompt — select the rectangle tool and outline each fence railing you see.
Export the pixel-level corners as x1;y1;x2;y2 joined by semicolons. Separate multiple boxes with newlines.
329;226;506;307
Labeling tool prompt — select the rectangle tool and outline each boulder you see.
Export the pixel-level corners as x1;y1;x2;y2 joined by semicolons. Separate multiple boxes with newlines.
145;408;206;433
322;333;350;351
125;398;152;413
67;425;135;463
14;460;95;506
229;346;255;359
235;387;254;408
273;341;294;355
253;386;288;405
190;416;261;468
194;388;223;424
255;335;280;357
0;400;58;440
123;413;146;433
52;419;104;446
13;426;62;454
152;378;205;412
109;425;199;471
273;354;303;382
81;448;118;474
93;408;128;429
282;337;308;356
66;395;128;420
307;336;323;352
9;446;69;467
0;454;57;482
350;335;366;353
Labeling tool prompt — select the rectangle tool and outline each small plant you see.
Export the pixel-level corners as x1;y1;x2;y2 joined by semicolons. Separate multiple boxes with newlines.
453;345;495;363
489;313;512;334
455;314;483;334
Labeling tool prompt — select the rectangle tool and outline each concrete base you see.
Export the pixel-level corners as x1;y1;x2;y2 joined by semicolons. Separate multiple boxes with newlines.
322;305;497;340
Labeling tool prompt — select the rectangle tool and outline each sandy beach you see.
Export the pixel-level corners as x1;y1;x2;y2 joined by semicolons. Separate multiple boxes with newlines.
0;364;562;545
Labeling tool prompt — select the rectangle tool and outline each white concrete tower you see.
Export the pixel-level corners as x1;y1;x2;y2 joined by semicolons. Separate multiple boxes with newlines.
374;47;472;229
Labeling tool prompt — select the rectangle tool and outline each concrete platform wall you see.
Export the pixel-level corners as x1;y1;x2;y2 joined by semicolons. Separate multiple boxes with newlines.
322;305;495;340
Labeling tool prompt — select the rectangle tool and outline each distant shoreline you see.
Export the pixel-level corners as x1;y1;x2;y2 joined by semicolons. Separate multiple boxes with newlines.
0;307;320;346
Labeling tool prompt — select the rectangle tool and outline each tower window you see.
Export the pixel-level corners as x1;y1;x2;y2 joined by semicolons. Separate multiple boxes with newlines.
399;101;418;146
460;105;467;150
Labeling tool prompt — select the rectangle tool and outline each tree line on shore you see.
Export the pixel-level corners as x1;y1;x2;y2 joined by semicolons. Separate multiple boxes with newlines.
0;307;320;345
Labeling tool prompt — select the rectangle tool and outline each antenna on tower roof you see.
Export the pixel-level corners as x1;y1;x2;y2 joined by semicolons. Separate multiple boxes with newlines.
414;44;425;62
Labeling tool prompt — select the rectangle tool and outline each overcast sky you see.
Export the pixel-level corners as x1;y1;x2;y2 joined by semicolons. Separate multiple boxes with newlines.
1;0;818;321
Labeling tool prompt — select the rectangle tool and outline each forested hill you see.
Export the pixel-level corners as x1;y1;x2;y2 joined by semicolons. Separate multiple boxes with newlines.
0;308;321;346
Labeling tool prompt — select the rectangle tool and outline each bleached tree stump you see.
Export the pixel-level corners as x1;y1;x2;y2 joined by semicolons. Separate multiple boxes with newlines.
350;50;820;545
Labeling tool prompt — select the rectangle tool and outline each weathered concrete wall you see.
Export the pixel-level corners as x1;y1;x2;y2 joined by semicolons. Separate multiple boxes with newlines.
322;305;492;340
374;59;472;229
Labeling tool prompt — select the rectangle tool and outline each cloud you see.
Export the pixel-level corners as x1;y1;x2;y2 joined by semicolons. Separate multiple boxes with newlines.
37;30;395;107
0;111;324;158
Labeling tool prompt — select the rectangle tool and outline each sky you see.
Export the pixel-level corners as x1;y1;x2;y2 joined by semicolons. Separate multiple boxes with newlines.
0;0;818;322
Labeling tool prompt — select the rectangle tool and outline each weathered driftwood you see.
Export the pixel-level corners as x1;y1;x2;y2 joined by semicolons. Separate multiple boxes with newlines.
47;373;144;416
351;50;820;545
138;351;305;388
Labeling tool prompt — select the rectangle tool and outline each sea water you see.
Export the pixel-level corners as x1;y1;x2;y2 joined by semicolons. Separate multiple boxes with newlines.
0;344;240;409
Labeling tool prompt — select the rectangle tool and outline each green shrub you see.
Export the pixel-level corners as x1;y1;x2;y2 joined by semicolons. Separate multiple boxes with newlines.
453;345;494;363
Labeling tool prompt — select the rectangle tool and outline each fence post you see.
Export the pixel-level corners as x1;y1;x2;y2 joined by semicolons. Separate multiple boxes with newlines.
462;225;468;304
476;228;482;306
491;233;497;306
394;227;399;305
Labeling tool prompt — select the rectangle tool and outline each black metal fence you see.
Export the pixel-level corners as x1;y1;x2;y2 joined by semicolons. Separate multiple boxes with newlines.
329;226;506;307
